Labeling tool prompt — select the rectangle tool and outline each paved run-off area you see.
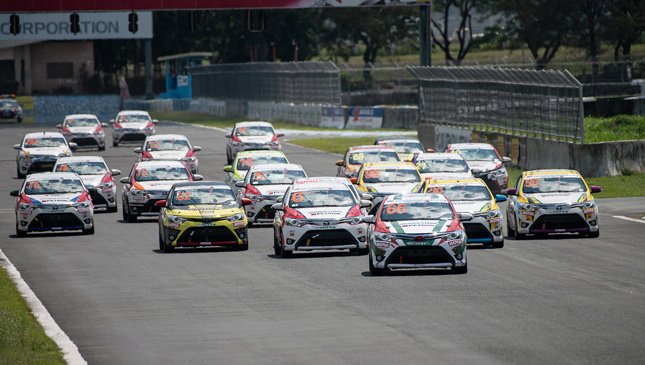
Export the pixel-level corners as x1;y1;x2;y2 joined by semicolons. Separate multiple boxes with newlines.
1;123;644;364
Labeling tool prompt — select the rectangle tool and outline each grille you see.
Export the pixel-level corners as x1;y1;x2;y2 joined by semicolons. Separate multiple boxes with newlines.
385;246;454;266
176;226;238;244
28;161;56;173
530;214;588;232
463;222;493;239
295;229;358;248
120;133;146;141
89;190;108;206
71;137;98;146
141;199;163;213
28;213;83;231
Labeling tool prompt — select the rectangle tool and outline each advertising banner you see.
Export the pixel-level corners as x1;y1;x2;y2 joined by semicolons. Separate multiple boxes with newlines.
346;107;384;129
320;107;345;129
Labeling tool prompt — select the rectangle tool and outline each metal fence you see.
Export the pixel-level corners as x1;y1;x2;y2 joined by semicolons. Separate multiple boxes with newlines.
408;66;585;143
190;61;342;105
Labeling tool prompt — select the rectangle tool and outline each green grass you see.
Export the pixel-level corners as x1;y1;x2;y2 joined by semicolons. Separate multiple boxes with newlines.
16;96;34;112
0;266;65;365
289;137;376;154
585;115;645;143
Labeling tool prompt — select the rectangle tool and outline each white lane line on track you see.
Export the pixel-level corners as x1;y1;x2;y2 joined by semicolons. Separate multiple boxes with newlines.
0;249;87;365
612;215;645;224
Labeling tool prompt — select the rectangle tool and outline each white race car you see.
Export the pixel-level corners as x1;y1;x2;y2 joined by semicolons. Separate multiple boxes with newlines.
57;114;107;151
110;110;158;146
415;152;474;181
54;156;121;212
120;160;202;222
225;121;284;164
272;179;372;257
353;162;422;199
14;132;76;178
11;172;95;236
236;163;307;225
446;143;511;194
135;134;202;174
364;194;470;275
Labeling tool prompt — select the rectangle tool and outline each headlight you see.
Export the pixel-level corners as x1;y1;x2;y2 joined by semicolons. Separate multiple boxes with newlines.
98;182;113;189
248;194;263;202
487;210;501;219
375;232;394;241
75;202;91;208
448;230;464;240
168;215;187;225
182;157;196;162
131;190;145;196
584;201;595;209
349;217;363;225
227;213;245;222
520;203;535;210
285;218;307;227
19;203;31;210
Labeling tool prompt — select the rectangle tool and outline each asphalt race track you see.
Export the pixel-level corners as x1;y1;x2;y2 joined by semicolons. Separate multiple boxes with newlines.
1;123;644;365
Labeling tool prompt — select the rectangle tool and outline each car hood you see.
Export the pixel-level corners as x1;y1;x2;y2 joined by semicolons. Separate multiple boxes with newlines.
397;153;415;162
120;122;147;129
149;150;187;160
296;206;351;220
255;184;290;196
68;126;97;134
237;136;273;144
136;180;188;191
525;192;589;205
79;174;105;187
467;160;500;173
27;193;84;205
234;170;249;180
366;182;418;194
450;200;491;214
383;219;453;234
421;172;474;181
22;147;67;156
169;205;242;219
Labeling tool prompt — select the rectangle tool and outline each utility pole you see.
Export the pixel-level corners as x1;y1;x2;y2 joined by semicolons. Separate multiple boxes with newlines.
419;3;432;66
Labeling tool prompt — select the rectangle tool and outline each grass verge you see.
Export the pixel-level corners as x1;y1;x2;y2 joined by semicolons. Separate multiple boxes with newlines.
585;115;645;143
0;266;65;365
291;137;644;199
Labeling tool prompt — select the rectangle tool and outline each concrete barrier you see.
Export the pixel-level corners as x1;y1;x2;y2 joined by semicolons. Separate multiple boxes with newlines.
382;106;418;129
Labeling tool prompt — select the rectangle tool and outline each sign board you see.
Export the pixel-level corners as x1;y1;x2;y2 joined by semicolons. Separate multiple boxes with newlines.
320;106;345;129
0;12;153;40
0;1;430;12
177;75;190;87
434;126;472;152
346;107;384;129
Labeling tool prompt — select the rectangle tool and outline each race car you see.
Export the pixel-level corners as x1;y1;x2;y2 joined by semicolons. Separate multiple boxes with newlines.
11;172;95;236
0;97;22;123
223;150;289;186
56;114;107;151
415;152;474;181
352;162;422;199
446;143;511;194
110;110;158;147
336;145;400;179
225;121;284;164
236;163;307;225
505;169;602;239
157;181;252;253
422;178;506;248
374;136;425;162
54;156;121;212
135;134;202;174
14;132;76;178
272;179;372;258
120;160;203;222
364;194;470;276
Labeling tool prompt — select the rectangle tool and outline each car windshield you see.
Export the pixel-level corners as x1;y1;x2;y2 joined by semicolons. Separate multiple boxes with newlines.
171;187;237;206
522;176;587;194
386;141;424;154
418;158;469;173
426;185;491;201
250;169;307;186
236;156;288;171
0;101;17;108
288;189;356;208
24;178;84;195
348;151;400;165
23;137;67;148
362;168;420;184
146;139;190;151
456;148;499;161
380;202;454;221
134;166;189;181
65;118;98;127
55;161;107;175
235;126;274;137
119;114;150;123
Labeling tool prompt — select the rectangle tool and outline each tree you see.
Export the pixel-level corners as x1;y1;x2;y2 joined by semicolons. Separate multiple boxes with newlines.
431;0;482;66
567;0;608;77
604;0;645;61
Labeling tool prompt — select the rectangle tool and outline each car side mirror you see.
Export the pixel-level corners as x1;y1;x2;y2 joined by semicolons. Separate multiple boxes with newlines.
349;177;358;184
362;215;375;224
68;142;78;150
360;193;374;201
426;148;435;153
505;188;517;196
335;160;344;167
225;133;232;138
223;166;233;173
109;119;115;124
495;194;508;203
101;123;108;127
111;169;121;176
360;200;372;208
10;190;19;197
276;197;283;203
235;181;246;188
502;156;512;164
271;203;284;211
192;174;204;181
458;213;474;222
193;146;202;152
134;147;142;154
276;133;285;138
55;124;62;129
241;198;252;206
590;186;602;193
155;200;167;207
152;119;159;124
13;144;21;150
119;177;130;184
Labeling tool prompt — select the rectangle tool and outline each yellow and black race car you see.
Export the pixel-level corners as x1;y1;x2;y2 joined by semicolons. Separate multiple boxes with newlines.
157;181;251;253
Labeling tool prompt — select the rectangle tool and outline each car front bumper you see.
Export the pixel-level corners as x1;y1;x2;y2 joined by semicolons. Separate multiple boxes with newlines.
516;206;599;234
370;237;467;270
163;219;248;248
282;222;368;252
17;205;93;233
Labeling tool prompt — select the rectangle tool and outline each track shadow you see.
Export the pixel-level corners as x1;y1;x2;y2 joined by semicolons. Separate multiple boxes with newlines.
360;268;458;277
152;246;244;254
266;250;363;260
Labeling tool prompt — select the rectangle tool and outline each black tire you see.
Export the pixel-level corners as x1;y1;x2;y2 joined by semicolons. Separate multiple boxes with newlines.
587;230;600;238
17;165;24;179
112;140;119;147
453;262;468;274
123;199;137;223
158;233;165;250
369;251;385;276
492;239;504;249
16;117;22;123
506;216;515;237
83;224;95;235
107;205;118;213
98;145;106;151
273;231;282;256
513;218;526;240
163;239;175;253
281;248;292;258
237;243;249;251
16;222;26;237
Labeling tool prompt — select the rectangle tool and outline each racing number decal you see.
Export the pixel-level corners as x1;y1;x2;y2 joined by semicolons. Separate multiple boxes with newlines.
426;186;444;194
136;169;149;178
24;138;37;146
148;141;160;150
292;192;305;203
58;164;69;172
176;191;191;201
253;172;266;181
385;204;406;215
239;158;253;168
524;178;539;188
364;169;380;179
351;153;364;161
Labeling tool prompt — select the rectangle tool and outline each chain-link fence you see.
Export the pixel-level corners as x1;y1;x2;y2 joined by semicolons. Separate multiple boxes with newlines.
190;61;342;105
408;66;585;143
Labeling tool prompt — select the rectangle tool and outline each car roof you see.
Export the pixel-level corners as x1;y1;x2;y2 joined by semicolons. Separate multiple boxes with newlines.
363;162;417;169
375;137;421;143
56;156;105;163
417;152;465;160
449;143;496;150
292;180;352;192
135;160;186;168
65;114;98;119
348;145;397;152
146;134;189;141
117;110;150;115
425;178;488;186
26;172;81;180
249;163;304;171
298;176;352;185
235;121;273;128
25;131;65;138
384;193;449;204
524;169;582;177
236;150;286;157
172;181;230;189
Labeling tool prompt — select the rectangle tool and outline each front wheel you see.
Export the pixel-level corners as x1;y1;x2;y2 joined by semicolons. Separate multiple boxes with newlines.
98;145;106;151
16;117;22;123
369;251;385;276
237;243;249;251
453;262;468;274
16;221;26;237
83;223;95;235
107;205;118;213
491;239;504;249
513;218;526;240
16;165;25;179
112;140;119;147
587;230;600;238
158;233;165;250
